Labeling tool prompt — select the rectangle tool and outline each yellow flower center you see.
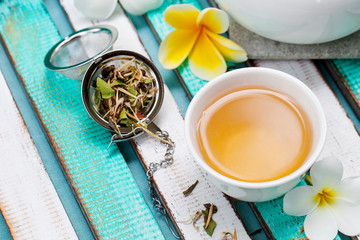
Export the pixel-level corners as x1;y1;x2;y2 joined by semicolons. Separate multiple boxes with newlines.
314;187;336;207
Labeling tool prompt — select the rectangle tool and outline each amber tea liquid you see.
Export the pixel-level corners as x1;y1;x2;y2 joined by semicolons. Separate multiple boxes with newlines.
196;87;312;182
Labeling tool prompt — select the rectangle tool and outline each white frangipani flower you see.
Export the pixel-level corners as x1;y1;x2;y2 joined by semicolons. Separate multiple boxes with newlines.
283;157;360;240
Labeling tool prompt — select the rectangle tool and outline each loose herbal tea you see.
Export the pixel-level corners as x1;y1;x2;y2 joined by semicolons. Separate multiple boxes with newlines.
178;203;217;236
221;229;237;240
202;203;217;236
182;180;199;197
93;56;165;142
196;87;313;182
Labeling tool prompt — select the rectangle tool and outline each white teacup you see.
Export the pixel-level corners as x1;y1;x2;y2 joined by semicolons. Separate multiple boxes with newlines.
184;67;326;202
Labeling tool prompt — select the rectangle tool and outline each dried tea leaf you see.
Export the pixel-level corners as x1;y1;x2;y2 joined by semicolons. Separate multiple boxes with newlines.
128;84;139;96
92;57;172;144
202;203;217;236
96;77;115;99
192;211;202;231
120;118;132;126
110;79;125;87
94;88;102;109
183;180;199;196
177;211;199;224
101;65;115;79
119;108;127;120
203;217;216;236
204;203;218;214
221;232;233;240
145;78;154;83
205;203;214;229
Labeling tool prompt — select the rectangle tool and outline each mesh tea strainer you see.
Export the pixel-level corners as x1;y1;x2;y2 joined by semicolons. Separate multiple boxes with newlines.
81;50;164;145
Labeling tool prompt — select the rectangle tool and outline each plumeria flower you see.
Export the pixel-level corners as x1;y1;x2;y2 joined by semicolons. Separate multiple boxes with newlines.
158;4;247;81
283;157;360;240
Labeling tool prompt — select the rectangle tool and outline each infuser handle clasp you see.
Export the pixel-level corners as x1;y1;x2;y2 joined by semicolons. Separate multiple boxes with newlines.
107;122;162;149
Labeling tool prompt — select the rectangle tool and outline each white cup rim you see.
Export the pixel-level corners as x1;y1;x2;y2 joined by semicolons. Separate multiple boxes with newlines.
185;67;327;189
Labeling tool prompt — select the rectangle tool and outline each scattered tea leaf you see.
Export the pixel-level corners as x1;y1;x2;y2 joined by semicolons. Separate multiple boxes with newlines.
96;77;115;99
204;203;218;214
179;204;219;236
177;211;199;224
205;203;214;229
183;180;199;196
202;203;217;236
203;217;216;236
221;232;233;240
192;211;202;231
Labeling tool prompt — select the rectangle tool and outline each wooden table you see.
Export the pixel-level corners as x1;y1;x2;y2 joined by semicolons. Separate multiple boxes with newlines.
0;0;359;239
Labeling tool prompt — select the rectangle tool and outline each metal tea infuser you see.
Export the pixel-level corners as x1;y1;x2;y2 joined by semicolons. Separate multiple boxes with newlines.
45;27;179;238
82;49;179;238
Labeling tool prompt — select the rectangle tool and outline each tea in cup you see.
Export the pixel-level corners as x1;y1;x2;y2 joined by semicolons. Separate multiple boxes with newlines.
185;67;326;202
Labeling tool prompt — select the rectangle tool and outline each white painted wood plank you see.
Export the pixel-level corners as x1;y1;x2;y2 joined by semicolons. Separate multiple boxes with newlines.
0;72;78;240
60;1;251;239
254;60;360;178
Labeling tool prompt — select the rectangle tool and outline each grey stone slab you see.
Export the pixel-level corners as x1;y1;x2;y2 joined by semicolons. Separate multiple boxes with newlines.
229;19;360;60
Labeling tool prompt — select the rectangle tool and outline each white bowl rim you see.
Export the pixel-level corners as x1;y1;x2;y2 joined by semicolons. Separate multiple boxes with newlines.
185;67;327;189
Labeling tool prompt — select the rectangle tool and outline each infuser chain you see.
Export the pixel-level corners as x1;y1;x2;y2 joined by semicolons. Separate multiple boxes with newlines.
146;130;179;239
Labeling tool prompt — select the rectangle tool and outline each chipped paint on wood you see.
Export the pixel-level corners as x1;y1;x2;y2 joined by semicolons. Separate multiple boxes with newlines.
0;71;78;240
322;60;360;122
252;59;360;239
0;0;164;239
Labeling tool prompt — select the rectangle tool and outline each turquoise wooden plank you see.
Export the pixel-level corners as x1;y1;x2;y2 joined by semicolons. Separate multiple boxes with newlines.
331;60;360;104
0;1;163;239
0;18;94;240
0;211;12;240
329;59;360;120
315;60;360;131
254;182;306;239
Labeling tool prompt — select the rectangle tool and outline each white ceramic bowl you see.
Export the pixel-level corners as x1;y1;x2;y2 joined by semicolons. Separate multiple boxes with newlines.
184;68;327;202
216;0;360;44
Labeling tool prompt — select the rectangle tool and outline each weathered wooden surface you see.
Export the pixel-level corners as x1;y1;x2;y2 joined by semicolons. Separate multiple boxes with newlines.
60;0;251;239
252;59;360;239
325;60;360;121
0;0;163;239
0;71;78;240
